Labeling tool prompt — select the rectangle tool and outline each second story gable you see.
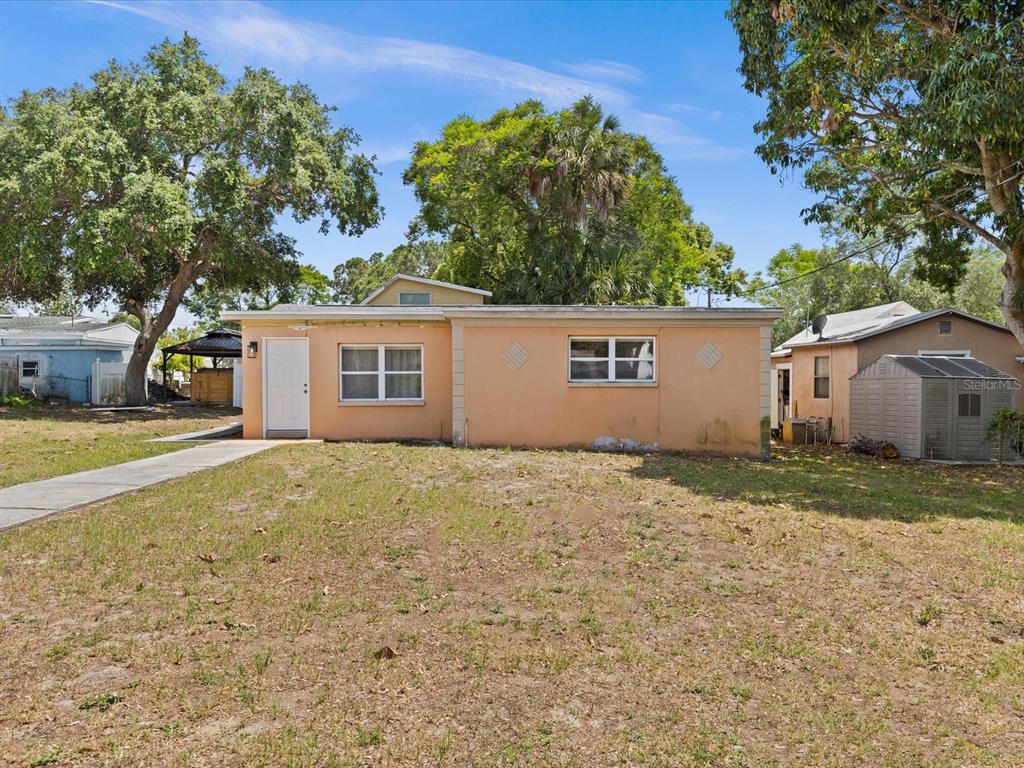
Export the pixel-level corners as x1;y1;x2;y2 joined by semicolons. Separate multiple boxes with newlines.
360;274;493;306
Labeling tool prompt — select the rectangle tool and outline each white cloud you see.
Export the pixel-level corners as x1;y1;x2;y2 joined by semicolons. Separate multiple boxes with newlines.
85;1;740;160
667;102;723;121
89;1;627;105
623;112;741;160
559;59;643;83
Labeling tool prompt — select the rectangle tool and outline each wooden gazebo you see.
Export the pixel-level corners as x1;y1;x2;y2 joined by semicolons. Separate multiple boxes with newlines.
160;328;241;400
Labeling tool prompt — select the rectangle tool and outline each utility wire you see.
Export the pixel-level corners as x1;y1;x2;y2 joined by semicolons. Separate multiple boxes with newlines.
742;160;1024;296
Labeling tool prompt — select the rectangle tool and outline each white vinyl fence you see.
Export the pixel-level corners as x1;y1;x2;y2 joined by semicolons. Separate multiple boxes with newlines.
90;361;130;405
232;359;243;408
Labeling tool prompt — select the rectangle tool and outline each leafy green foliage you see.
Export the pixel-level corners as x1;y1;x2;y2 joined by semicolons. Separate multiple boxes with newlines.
332;242;448;304
0;393;38;408
729;1;1024;342
751;238;1006;346
987;408;1024;461
187;264;331;324
0;36;381;403
404;97;742;304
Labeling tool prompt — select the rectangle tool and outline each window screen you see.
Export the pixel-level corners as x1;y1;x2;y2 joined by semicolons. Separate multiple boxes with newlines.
938;320;952;335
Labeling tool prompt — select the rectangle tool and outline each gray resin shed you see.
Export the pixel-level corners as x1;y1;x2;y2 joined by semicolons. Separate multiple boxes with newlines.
849;355;1019;461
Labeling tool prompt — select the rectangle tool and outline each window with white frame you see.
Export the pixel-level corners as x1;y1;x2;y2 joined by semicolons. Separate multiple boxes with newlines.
20;360;39;378
813;355;830;398
568;337;655;383
340;345;423;401
399;291;431;305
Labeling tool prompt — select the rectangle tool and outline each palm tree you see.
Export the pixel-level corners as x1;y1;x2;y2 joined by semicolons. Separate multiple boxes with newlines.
532;97;632;234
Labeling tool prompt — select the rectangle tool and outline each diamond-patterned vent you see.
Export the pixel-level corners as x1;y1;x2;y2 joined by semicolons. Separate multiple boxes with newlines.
697;341;723;370
504;342;530;370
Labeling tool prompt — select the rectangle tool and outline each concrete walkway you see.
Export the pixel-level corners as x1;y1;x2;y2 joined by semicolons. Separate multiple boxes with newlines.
0;440;276;530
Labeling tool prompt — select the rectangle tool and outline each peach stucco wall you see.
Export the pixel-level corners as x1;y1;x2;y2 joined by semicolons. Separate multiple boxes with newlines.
240;322;452;441
459;324;765;455
783;343;858;441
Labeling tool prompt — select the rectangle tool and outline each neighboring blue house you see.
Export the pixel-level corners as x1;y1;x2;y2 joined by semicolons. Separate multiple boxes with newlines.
0;315;138;403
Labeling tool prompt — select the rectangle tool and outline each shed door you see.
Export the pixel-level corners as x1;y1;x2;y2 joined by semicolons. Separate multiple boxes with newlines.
952;389;984;460
264;338;309;438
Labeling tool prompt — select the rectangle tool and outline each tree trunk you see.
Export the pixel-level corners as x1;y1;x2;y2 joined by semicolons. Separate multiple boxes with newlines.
122;258;205;406
124;322;160;406
999;241;1024;347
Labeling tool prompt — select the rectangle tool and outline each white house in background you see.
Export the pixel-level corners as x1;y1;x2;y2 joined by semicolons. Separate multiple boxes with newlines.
0;315;138;402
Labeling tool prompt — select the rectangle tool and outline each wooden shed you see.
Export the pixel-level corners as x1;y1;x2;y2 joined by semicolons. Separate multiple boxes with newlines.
850;355;1019;461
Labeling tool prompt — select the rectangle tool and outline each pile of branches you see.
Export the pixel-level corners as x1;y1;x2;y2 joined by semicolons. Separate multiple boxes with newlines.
849;433;898;459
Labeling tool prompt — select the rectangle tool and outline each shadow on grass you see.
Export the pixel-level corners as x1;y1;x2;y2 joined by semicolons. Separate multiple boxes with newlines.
0;401;240;426
632;445;1024;524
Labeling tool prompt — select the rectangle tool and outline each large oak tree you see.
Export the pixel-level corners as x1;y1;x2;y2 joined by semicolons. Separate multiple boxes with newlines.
0;36;381;403
729;1;1024;344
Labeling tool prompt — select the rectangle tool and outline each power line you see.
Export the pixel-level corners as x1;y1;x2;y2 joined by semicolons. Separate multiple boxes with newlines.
743;160;1024;296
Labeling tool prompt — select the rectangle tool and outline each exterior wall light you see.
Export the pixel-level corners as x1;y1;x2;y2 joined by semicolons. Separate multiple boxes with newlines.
247;341;258;358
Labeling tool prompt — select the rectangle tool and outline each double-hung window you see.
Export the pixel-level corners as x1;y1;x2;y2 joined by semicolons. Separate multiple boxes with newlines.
813;356;830;399
569;337;655;383
340;345;423;402
20;360;39;379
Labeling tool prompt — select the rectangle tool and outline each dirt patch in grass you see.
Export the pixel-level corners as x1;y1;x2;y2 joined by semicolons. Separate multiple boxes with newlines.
1;443;1022;766
0;402;240;487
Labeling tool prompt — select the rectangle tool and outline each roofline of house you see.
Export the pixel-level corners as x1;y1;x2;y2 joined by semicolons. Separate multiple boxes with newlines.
221;305;784;325
777;309;1013;352
0;321;138;340
359;274;493;305
0;340;133;351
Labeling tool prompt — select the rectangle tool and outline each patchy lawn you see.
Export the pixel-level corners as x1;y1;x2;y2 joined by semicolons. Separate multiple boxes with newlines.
0;403;240;488
1;443;1022;767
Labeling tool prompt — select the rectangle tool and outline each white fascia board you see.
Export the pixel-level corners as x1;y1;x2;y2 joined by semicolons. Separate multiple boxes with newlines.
442;306;783;325
220;307;446;322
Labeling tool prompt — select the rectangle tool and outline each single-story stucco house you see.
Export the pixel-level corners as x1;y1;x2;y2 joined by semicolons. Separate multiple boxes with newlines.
770;302;1023;442
222;277;782;457
0;315;138;402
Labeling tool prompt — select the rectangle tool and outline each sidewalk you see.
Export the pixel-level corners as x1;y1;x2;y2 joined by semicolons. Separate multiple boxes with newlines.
0;440;276;530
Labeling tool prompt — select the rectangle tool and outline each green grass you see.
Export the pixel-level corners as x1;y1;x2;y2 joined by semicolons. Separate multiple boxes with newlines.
0;442;1022;766
0;403;239;487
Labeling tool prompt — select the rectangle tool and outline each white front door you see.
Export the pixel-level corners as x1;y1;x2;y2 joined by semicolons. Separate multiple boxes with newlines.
264;338;309;438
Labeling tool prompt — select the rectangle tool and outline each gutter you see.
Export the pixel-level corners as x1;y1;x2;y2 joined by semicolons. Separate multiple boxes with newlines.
221;305;784;324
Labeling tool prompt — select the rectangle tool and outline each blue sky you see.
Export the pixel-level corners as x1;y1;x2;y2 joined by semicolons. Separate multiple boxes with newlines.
1;0;823;311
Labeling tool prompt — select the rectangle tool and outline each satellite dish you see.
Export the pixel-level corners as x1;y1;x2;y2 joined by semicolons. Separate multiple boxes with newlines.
811;314;828;337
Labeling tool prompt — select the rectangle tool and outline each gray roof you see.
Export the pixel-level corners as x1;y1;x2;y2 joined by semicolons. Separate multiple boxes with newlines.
0;315;122;333
878;355;1015;380
777;301;919;349
161;328;241;357
777;304;1013;351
